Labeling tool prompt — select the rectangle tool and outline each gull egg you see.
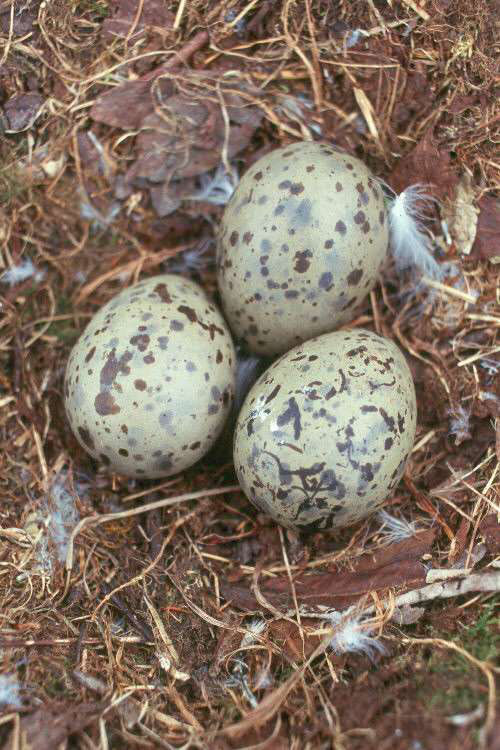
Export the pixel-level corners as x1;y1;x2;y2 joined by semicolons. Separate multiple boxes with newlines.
233;329;416;532
64;275;236;478
217;141;389;356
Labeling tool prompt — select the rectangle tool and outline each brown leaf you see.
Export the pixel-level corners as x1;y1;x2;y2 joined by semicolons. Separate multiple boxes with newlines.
1;702;106;750
90;79;172;130
221;530;435;612
4;93;44;132
130;97;257;183
149;182;182;218
389;130;459;200
101;0;174;41
0;2;39;36
268;618;321;661
471;196;500;262
479;514;500;554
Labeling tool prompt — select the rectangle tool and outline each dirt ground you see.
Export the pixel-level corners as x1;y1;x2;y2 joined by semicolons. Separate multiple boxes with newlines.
0;1;499;748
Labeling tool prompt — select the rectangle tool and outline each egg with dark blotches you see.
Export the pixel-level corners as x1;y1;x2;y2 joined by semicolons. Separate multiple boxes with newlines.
233;329;416;532
217;141;389;356
64;275;236;478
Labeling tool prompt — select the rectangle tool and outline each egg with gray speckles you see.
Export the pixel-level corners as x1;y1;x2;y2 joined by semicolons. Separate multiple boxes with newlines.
217;141;389;356
64;275;236;478
233;329;416;532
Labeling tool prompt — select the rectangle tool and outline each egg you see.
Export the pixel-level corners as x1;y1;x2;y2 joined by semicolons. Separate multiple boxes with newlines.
217;141;389;356
64;275;236;478
233;329;416;532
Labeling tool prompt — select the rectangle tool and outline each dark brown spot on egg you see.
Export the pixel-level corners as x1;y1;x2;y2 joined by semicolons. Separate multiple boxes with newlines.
335;220;346;235
85;346;96;363
100;349;133;386
230;231;239;246
294;249;312;273
78;427;95;450
354;210;366;225
143;353;155;364
154;283;172;303
265;384;281;404
306;164;315;172
178;305;197;323
130;334;150;352
95;391;120;415
121;424;128;434
190;441;201;450
134;379;147;391
243;231;253;245
118;448;129;457
347;268;363;285
216;349;223;363
254;171;263;181
379;210;385;226
385;437;393;450
324;239;333;249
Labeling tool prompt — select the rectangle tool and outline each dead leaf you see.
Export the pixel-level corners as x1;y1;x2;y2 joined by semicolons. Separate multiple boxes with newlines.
221;530;435;612
479;514;500;554
442;175;479;255
389;130;459;200
268;618;321;661
4;93;44;133
101;0;174;41
1;702;106;750
471;196;500;262
90;79;172;130
0;1;39;36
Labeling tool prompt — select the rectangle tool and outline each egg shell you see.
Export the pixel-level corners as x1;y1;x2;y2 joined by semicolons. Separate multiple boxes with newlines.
64;275;236;478
217;141;389;356
233;329;417;532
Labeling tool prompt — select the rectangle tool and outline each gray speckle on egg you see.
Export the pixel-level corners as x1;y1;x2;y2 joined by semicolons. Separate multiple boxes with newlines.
233;329;417;532
217;141;389;356
64;274;236;478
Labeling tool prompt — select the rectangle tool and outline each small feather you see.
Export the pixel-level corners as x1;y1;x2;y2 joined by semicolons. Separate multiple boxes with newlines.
386;184;444;279
327;609;386;660
189;163;239;205
377;510;419;543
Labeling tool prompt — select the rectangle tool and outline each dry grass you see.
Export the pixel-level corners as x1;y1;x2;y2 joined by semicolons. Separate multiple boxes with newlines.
0;1;499;748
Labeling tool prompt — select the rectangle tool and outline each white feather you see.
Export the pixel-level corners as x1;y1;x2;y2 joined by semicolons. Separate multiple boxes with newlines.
386;184;444;279
377;510;419;544
1;258;45;286
0;674;22;709
240;617;266;647
448;404;471;444
165;241;214;275
327;609;386;660
189;163;239;205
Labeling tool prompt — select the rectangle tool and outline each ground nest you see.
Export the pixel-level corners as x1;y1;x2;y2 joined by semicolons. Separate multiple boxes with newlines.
0;1;499;748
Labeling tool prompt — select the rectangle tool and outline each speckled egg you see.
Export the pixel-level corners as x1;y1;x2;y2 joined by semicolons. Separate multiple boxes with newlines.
233;329;416;532
64;275;236;478
217;141;389;356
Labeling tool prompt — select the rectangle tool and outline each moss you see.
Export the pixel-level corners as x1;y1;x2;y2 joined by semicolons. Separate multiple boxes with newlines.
417;599;499;715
